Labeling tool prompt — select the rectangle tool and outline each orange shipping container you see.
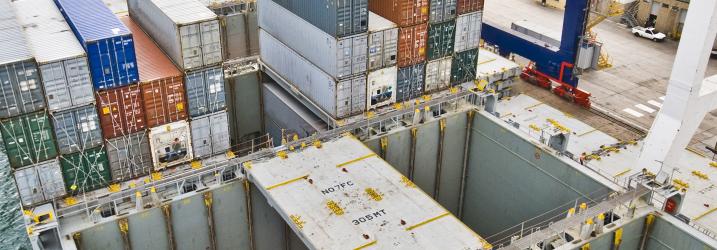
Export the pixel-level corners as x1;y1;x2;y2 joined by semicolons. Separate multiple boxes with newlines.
397;23;428;68
120;17;187;128
369;0;429;27
96;85;146;139
457;0;484;14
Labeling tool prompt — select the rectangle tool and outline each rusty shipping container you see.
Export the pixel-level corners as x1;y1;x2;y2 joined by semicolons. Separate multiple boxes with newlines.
96;85;147;139
457;0;484;14
397;23;428;67
121;17;188;128
369;0;429;27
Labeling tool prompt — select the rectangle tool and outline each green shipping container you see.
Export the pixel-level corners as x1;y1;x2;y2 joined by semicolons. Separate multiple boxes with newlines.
427;20;456;61
0;111;58;168
451;48;479;85
61;147;112;193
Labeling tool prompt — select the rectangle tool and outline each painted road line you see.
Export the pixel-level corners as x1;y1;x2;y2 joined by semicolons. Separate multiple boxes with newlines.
635;104;656;114
647;100;663;108
622;108;644;118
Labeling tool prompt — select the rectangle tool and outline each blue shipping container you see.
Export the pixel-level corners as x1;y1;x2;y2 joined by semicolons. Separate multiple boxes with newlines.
54;0;139;90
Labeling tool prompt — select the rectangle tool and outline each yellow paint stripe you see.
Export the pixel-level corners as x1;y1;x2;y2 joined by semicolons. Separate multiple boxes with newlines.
686;147;707;158
353;240;377;250
693;207;717;221
406;212;451;231
614;169;632;178
266;174;309;190
578;129;598;137
524;102;544;110
337;153;377;168
499;112;513;119
478;58;497;65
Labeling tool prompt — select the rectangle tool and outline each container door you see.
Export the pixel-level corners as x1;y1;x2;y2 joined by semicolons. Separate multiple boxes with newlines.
439;58;453;90
351;35;368;75
40;62;72;111
429;0;444;22
27;113;57;164
412;63;426;98
336;38;353;79
201;20;223;66
445;0;458;21
336;0;351;37
425;60;440;92
350;76;366;115
383;28;399;67
16;62;45;114
191;117;212;158
36;161;67;200
91;40;117;90
205;68;226;114
64;58;94;107
180;24;203;70
51;109;80;155
352;0;368;34
0;64;20;118
210;112;230;155
186;71;208;117
368;31;385;70
335;80;352;118
1;117;31;168
14;167;44;206
76;106;103;150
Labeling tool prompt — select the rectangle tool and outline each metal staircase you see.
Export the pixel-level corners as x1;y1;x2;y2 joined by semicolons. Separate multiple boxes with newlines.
622;1;641;28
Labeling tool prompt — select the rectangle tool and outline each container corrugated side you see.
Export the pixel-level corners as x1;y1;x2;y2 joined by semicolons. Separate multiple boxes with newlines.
50;105;103;155
14;160;66;206
454;12;482;53
457;0;484;14
185;66;226;118
0;60;45;118
127;0;222;70
429;0;457;23
55;0;139;90
0;0;34;66
451;48;478;85
259;29;367;119
259;0;368;79
267;0;368;38
425;57;453;92
60;146;111;193
106;131;152;182
368;12;398;71
397;63;426;102
367;66;398;110
96;85;147;139
148;121;192;170
427;20;456;61
190;111;230;159
12;0;94;112
369;0;429;27
262;82;327;147
0;111;58;169
397;23;428;68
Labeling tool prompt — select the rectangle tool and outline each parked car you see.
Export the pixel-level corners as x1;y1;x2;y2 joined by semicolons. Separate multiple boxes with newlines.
632;26;666;42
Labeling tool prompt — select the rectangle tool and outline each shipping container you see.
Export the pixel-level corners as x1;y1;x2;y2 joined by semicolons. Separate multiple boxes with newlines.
50;105;103;155
476;49;522;84
185;66;226;118
367;66;398;110
427;20;456;61
451;48;478;85
266;0;368;38
120;16;188;128
12;0;94;112
60;146;111;193
369;0;429;27
55;0;139;90
258;0;368;79
430;0;457;23
457;0;484;14
260;30;367;119
205;1;260;60
454;12;482;53
425;57;453;92
0;111;57;169
106;131;152;182
396;63;426;102
127;0;222;70
190;111;230;159
397;23;428;67
368;12;399;71
148;121;192;170
14;160;66;206
96;85;147;139
262;82;327;147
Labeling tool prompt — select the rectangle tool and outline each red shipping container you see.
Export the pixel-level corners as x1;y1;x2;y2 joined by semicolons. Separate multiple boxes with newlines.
120;17;188;128
369;0;429;27
397;23;428;68
96;85;146;139
457;0;484;14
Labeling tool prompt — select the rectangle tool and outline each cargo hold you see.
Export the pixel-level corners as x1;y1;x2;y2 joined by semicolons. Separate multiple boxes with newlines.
148;121;192;170
262;81;328;147
0;111;58;169
107;131;152;181
190;111;230;159
266;0;368;38
50;105;103;155
369;0;429;27
397;23;428;68
127;0;222;70
14;160;66;206
54;0;139;90
258;0;368;79
368;12;398;71
367;66;398;110
185;66;226;118
96;84;147;139
60;146;111;193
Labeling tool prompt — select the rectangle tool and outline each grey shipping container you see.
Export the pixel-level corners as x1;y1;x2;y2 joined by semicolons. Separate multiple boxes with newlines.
12;0;94;112
429;0;457;23
260;29;367;119
259;0;368;79
190;111;230;159
425;57;452;92
397;63;426;102
262;82;327;147
427;20;456;61
128;0;223;70
106;131;152;182
454;11;482;52
222;10;260;60
50;105;103;155
266;0;368;38
186;66;226;118
368;12;398;71
14;160;66;206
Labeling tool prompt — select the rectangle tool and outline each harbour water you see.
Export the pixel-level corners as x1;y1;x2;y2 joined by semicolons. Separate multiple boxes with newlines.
0;140;31;249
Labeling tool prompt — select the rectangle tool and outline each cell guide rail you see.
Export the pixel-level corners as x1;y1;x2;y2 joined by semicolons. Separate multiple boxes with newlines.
246;135;491;250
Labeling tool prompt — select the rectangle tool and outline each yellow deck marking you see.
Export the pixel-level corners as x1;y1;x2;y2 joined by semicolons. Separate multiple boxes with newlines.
266;174;309;190
406;212;451;231
524;102;544;110
354;240;377;250
614;169;632;178
686;147;707;158
337;153;377;168
693;207;717;221
578;128;598;137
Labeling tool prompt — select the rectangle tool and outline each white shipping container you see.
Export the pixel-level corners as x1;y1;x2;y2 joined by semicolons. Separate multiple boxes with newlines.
128;0;222;70
260;29;366;119
14;160;66;206
190;111;230;159
258;0;368;79
425;57;453;92
149;120;193;170
368;12;398;71
367;66;397;110
246;136;490;250
476;49;521;84
12;0;94;112
454;12;483;53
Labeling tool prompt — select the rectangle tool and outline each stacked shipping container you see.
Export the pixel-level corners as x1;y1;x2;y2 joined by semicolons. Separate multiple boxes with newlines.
367;13;399;110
